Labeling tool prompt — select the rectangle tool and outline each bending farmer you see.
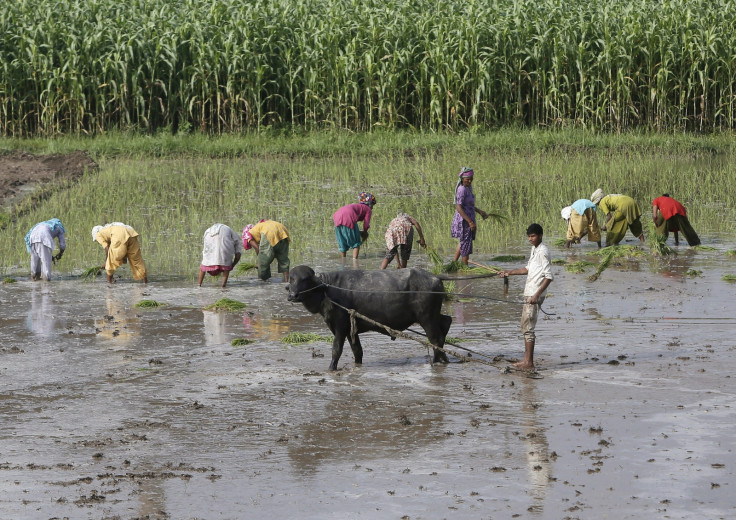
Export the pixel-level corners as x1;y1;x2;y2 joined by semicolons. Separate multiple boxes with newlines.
243;219;290;282
198;223;242;287
92;222;148;284
25;218;66;281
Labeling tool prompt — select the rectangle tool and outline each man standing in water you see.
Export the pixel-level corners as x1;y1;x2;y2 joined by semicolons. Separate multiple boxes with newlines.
497;224;553;371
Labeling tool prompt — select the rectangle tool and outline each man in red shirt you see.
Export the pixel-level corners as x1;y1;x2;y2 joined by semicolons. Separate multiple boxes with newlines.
652;194;701;246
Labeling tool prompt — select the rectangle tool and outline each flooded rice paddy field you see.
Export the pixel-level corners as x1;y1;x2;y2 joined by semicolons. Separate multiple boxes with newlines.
1;239;735;520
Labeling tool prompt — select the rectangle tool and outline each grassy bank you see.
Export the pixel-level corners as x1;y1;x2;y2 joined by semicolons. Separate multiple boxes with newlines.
2;128;736;158
1;131;735;279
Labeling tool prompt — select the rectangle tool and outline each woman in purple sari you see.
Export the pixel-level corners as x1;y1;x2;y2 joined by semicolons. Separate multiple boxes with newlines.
451;167;488;265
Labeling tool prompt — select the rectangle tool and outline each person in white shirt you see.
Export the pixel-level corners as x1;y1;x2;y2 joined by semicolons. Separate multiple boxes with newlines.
198;224;242;288
25;218;66;281
497;223;553;371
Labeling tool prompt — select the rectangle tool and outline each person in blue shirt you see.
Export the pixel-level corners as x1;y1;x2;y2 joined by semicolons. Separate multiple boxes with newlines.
561;198;601;248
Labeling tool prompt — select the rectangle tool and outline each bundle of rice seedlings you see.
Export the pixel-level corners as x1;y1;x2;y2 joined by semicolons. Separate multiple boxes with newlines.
553;238;567;247
81;266;102;281
565;260;596;273
204;298;247;311
443;280;456;300
235;262;257;275
491;255;525;262
445;336;463;344
587;245;647;260
588;248;616;281
481;211;508;224
231;338;253;346
281;332;333;344
722;274;736;282
693;245;718;251
551;258;567;265
3;277;17;284
726;250;736;257
649;231;674;256
135;299;164;308
685;269;702;277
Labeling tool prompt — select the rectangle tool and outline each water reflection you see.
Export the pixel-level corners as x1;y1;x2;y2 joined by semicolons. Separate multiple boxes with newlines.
94;289;140;344
26;285;59;337
287;377;446;476
517;377;552;514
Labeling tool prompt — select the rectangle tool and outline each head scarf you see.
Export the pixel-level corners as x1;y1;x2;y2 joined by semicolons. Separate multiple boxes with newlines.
91;225;103;242
561;206;573;220
455;167;475;201
458;167;474;178
25;219;66;252
242;220;265;250
204;223;225;238
591;189;604;205
358;192;376;206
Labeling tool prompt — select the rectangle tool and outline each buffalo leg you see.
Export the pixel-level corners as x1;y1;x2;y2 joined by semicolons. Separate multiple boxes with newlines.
347;334;363;366
422;314;452;364
329;332;346;371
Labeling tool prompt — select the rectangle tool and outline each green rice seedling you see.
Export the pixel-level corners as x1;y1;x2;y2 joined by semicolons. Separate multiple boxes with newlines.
204;298;247;311
685;269;702;277
693;245;718;251
445;336;463;344
588;246;647;260
726;250;736;257
588;248;616;282
491;255;525;262
553;239;567;247
648;231;674;257
551;258;567;265
281;332;332;344
135;300;164;308
722;275;736;282
3;277;17;283
235;262;257;275
565;261;596;274
231;338;253;346
442;280;456;301
81;266;102;281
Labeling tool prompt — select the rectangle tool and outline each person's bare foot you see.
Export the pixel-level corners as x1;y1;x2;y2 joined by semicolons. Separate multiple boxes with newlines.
511;361;535;371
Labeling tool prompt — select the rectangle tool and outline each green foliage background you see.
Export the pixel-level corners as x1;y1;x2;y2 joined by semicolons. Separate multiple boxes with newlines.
3;0;736;135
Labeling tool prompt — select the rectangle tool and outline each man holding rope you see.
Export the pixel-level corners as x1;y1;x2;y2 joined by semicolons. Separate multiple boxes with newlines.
498;223;553;371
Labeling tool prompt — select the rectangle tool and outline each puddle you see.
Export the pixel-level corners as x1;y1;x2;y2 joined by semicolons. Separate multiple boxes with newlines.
1;245;735;518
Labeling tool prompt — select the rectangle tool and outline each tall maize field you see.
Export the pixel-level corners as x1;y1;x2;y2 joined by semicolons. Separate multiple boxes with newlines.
2;0;736;136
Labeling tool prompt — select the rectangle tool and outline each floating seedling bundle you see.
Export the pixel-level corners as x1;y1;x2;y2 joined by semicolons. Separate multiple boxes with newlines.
204;298;246;311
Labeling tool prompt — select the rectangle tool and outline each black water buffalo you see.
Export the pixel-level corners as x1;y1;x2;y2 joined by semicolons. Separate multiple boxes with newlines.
287;265;452;370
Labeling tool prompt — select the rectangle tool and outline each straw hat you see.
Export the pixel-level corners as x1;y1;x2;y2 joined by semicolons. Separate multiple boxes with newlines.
590;189;604;205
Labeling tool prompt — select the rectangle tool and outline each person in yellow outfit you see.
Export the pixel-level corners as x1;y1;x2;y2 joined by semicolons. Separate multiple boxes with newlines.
591;189;645;246
92;222;148;284
242;219;290;282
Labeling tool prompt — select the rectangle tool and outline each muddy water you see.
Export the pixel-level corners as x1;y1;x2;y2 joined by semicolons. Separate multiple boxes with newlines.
1;241;735;519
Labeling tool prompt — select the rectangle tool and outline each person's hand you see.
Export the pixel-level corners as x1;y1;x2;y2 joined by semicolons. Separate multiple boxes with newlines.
601;225;607;231
419;238;426;248
497;270;507;278
479;210;488;220
469;221;476;232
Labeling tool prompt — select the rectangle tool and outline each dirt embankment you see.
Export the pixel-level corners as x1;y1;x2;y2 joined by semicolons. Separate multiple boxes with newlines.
0;151;98;212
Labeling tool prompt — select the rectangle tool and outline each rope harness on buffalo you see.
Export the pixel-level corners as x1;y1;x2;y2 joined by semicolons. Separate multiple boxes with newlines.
293;274;550;374
328;297;506;369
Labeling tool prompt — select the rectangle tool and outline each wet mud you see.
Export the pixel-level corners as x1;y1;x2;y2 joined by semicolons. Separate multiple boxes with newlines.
1;243;735;519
